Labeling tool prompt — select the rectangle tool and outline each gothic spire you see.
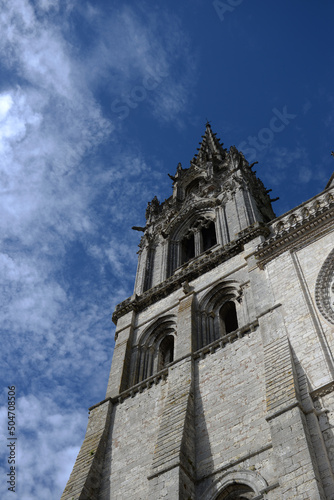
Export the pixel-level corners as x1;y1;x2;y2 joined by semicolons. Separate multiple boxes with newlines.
192;122;226;165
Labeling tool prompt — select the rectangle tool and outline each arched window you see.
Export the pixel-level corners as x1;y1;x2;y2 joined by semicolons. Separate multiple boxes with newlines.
158;335;174;371
143;247;155;292
216;483;255;499
202;220;217;251
131;316;177;387
181;233;195;264
167;213;217;276
197;281;241;349
203;471;266;500
219;301;238;335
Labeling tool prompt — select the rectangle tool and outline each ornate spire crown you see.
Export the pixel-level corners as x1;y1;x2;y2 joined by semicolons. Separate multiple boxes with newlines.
192;122;226;165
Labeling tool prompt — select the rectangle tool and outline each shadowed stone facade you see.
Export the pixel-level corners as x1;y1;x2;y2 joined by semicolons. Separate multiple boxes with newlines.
62;124;334;499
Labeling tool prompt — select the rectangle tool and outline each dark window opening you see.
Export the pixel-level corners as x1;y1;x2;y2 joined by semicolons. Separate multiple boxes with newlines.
143;248;154;292
217;483;255;499
185;179;200;197
181;233;195;264
202;221;217;252
219;301;238;335
158;335;174;370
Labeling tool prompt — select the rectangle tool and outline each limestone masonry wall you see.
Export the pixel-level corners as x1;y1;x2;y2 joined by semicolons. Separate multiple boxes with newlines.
99;381;168;500
61;129;334;499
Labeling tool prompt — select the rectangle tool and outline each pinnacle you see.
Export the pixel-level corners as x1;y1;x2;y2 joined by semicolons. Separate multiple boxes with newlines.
193;122;226;164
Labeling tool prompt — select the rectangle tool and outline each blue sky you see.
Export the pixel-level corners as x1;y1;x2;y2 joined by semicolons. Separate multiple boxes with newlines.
0;1;333;498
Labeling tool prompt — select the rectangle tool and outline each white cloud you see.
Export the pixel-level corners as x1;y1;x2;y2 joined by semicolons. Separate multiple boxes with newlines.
298;166;312;183
0;2;197;497
0;1;73;97
82;4;197;123
0;392;87;500
0;93;13;121
35;0;61;13
262;146;309;187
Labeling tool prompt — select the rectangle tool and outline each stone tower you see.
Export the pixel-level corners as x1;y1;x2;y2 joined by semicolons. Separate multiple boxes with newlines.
62;125;334;499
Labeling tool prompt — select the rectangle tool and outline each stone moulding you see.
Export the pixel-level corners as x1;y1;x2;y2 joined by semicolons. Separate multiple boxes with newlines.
92;321;261;411
193;319;259;360
161;197;218;237
89;368;169;411
310;380;334;400
199;465;273;499
112;223;270;324
255;187;334;268
315;248;334;325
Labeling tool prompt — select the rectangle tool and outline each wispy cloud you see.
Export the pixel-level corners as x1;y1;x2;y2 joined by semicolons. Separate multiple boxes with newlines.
0;1;195;497
0;392;88;500
257;145;331;214
263;146;309;187
81;4;197;124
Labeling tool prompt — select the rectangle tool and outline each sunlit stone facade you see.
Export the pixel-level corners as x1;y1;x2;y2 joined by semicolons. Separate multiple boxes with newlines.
62;125;334;499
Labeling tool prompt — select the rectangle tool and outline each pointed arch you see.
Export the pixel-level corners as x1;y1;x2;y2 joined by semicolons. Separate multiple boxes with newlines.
196;281;241;349
133;315;177;385
167;208;218;276
216;484;255;499
201;470;267;500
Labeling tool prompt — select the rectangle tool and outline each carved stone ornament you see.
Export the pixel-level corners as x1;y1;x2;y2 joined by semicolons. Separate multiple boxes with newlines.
315;248;334;324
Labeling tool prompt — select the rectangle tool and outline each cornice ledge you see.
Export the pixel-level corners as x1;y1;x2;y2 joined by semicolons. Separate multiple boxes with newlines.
112;224;268;324
310;381;334;400
235;221;270;243
255;194;334;268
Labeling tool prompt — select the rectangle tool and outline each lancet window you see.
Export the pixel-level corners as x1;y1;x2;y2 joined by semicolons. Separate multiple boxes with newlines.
202;220;217;251
181;233;195;264
219;301;238;335
143;246;155;292
131;315;176;386
158;335;174;371
197;281;240;350
168;213;218;275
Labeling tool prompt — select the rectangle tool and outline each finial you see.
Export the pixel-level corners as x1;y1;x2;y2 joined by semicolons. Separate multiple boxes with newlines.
205;119;211;128
182;280;192;294
249;161;258;169
331;151;334;158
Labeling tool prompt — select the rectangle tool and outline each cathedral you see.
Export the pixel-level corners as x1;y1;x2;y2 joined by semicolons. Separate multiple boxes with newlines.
62;124;334;499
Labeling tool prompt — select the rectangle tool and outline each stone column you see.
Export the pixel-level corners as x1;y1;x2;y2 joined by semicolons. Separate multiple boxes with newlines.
194;227;203;256
168;240;179;276
214;206;224;246
222;205;230;244
159;239;169;283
